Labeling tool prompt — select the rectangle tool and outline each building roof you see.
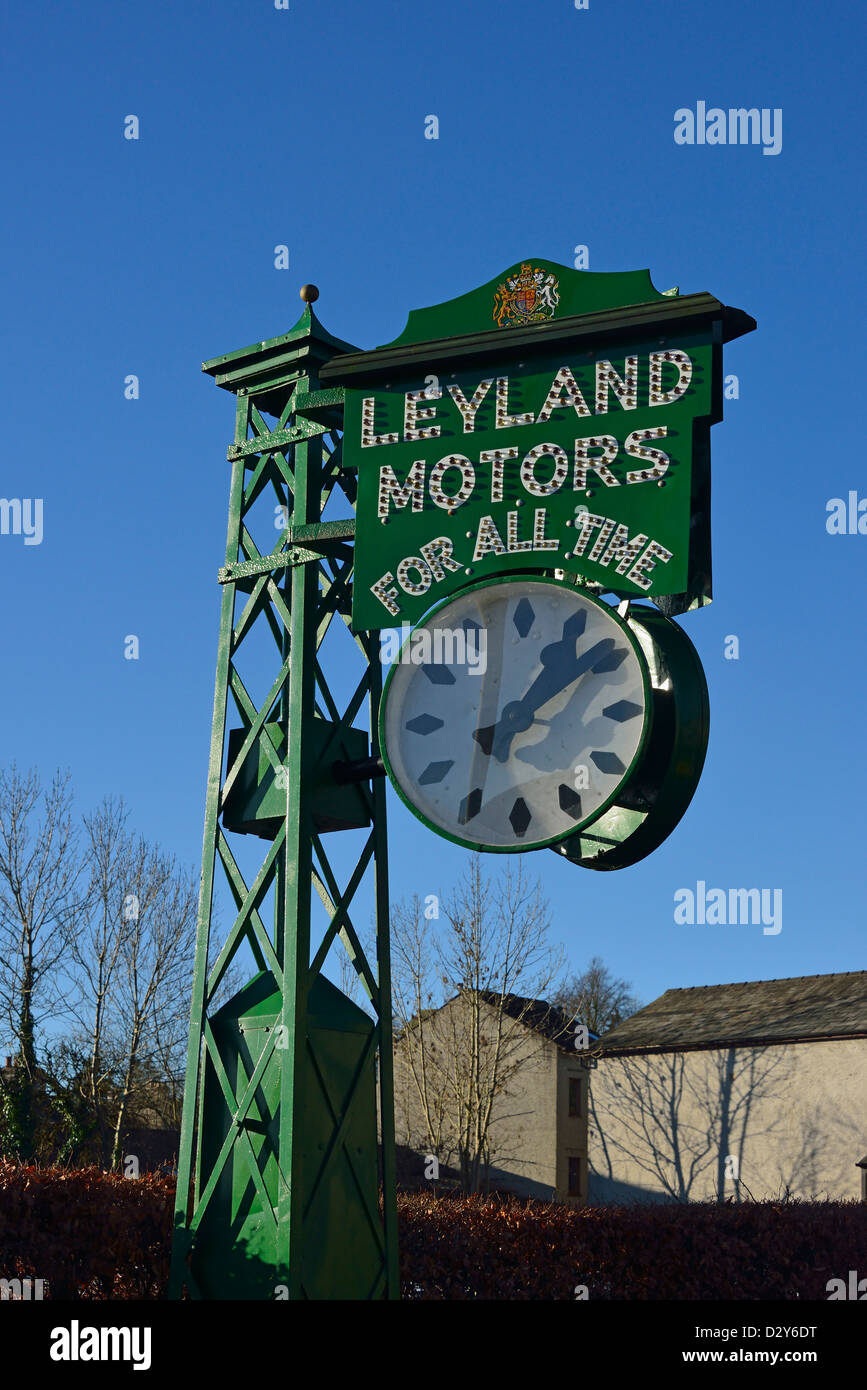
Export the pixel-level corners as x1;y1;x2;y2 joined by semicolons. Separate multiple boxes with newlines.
476;990;589;1051
396;989;599;1053
596;971;867;1056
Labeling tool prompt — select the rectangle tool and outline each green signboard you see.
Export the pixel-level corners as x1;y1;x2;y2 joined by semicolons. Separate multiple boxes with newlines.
319;260;754;633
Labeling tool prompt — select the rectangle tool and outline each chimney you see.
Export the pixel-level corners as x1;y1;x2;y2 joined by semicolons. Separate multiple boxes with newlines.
3;1056;11;1069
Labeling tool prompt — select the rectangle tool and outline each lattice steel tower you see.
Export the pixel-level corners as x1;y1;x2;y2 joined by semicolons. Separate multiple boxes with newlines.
169;291;399;1300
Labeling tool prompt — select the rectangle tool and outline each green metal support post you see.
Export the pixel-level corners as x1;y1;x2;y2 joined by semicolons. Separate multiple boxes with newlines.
169;295;400;1300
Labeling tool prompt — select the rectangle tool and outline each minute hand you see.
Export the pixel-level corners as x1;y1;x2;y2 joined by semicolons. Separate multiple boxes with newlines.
477;636;618;764
520;636;616;720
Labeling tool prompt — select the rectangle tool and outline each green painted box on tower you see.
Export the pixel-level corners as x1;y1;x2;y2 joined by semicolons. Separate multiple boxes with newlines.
191;973;383;1300
221;717;371;836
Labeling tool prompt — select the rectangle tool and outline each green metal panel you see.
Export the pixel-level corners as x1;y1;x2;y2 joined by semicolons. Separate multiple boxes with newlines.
384;260;672;345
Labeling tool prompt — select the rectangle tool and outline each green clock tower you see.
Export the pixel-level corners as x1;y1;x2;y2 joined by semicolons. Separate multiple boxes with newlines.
170;262;754;1299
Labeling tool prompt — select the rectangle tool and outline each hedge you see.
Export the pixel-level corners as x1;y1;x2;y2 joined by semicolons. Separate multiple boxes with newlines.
0;1161;173;1299
1;1164;864;1299
396;1190;867;1299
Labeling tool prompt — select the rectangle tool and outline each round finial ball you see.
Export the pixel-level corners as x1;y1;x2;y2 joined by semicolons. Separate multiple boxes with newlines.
299;284;319;304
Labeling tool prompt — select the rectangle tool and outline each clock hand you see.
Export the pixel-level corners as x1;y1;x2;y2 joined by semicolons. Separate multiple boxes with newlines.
474;636;620;764
523;629;615;719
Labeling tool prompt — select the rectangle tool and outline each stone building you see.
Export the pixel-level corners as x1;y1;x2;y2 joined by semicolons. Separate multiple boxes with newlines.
588;971;867;1204
393;990;592;1202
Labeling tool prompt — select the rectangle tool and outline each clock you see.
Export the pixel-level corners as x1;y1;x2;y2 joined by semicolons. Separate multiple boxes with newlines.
379;575;652;852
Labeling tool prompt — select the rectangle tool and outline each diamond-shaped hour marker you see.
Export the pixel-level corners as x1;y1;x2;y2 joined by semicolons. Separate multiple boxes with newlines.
422;664;456;685
462;618;483;662
472;725;495;755
509;797;532;837
591;646;628;674
602;700;642;723
558;784;583;820
459;788;482;823
406;713;444;735
418;760;454;785
513;599;535;638
591;751;626;775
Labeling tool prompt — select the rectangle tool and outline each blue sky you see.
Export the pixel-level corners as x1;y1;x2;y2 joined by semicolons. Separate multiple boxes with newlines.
1;0;864;1015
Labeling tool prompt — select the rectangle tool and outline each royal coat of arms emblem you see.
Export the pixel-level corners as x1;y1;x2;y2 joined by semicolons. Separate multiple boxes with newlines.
493;263;560;328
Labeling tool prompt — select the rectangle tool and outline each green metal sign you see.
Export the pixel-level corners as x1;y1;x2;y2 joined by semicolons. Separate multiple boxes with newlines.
320;260;755;632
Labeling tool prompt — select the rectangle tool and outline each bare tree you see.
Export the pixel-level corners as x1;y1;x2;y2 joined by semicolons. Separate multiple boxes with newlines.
106;839;197;1170
0;767;83;1159
64;796;131;1164
391;855;564;1193
553;955;641;1036
391;895;451;1165
0;767;215;1169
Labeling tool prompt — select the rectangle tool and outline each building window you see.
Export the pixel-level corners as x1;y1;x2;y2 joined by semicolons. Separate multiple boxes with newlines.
568;1076;582;1117
568;1156;582;1196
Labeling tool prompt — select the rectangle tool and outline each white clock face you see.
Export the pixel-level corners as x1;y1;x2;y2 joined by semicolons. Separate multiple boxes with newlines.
380;577;651;851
